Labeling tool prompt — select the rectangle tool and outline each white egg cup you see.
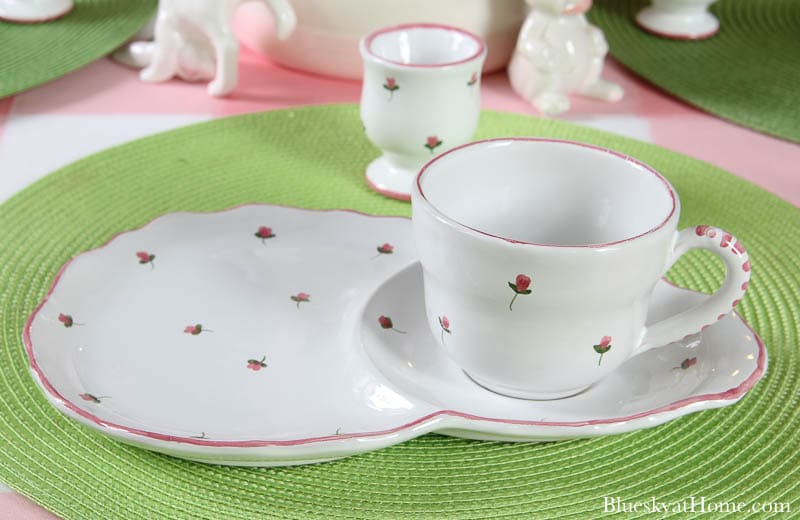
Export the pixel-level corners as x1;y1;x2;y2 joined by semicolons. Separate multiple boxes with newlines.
359;24;487;201
0;0;73;23
636;0;720;40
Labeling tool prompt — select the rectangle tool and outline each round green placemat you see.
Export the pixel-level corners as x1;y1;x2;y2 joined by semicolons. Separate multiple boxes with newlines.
0;105;797;519
588;0;800;144
0;0;156;99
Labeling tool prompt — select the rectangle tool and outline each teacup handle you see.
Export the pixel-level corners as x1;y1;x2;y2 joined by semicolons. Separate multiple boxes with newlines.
635;225;751;354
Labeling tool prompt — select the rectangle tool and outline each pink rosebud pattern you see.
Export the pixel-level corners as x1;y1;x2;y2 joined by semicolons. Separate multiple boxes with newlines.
378;315;406;334
675;357;698;370
184;324;212;335
377;243;394;255
247;355;267;371
467;72;479;86
507;274;533;311
593;335;612;366
79;393;108;403
290;292;311;308
254;226;276;244
58;313;83;327
425;136;443;153
742;260;751;272
720;233;733;248
438;315;451;343
136;251;155;268
383;77;400;100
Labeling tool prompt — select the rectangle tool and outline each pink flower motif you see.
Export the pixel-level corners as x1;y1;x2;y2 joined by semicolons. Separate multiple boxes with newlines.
732;299;741;308
438;315;451;343
720;233;733;248
58;313;82;327
255;226;276;244
742;260;751;272
377;243;394;254
247;355;267;371
675;357;697;370
79;393;107;403
290;292;311;308
467;72;479;86
383;77;400;100
507;274;533;310
184;324;211;335
424;136;443;153
378;315;406;334
741;281;749;291
695;225;710;236
733;241;746;255
593;335;612;366
136;251;155;268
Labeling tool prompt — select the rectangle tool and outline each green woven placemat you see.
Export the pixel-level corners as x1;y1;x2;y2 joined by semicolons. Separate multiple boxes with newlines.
588;0;800;144
0;105;797;519
0;0;156;98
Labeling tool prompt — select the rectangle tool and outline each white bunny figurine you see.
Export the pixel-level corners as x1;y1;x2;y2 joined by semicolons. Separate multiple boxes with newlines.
508;0;623;115
114;0;296;97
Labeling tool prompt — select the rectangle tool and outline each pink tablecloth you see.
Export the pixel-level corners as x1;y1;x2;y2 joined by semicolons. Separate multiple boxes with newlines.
0;44;797;520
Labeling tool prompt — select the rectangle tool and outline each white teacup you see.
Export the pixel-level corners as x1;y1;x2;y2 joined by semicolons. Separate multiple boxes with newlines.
411;138;751;400
359;23;487;201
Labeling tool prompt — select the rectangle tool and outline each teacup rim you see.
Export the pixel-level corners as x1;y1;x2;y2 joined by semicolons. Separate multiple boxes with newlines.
359;22;487;70
414;137;679;249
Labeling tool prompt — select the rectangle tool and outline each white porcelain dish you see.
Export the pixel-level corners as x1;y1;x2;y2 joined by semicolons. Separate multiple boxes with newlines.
0;0;72;23
232;0;527;79
25;205;766;466
636;0;720;40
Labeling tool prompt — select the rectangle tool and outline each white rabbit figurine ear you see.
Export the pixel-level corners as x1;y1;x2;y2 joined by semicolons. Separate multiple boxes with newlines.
112;0;297;98
508;0;623;115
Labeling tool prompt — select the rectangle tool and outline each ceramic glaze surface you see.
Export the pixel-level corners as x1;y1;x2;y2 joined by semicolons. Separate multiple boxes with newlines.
25;206;765;465
0;0;72;22
507;0;623;115
412;139;751;399
636;0;720;40
360;24;487;201
419;139;673;245
233;0;526;79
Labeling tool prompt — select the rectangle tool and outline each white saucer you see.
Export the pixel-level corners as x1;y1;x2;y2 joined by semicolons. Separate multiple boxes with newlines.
25;205;766;466
0;0;73;23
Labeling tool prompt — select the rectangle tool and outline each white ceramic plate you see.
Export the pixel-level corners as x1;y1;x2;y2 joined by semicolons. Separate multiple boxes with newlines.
25;205;766;466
